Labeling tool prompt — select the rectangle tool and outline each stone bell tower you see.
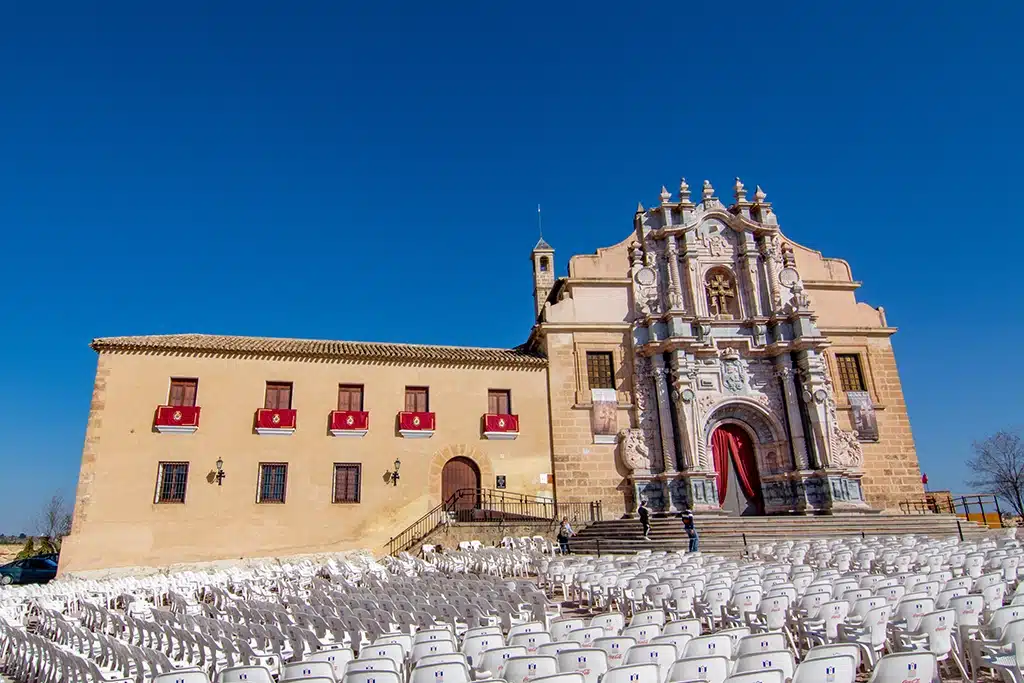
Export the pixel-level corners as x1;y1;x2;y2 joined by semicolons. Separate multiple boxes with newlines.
531;238;555;318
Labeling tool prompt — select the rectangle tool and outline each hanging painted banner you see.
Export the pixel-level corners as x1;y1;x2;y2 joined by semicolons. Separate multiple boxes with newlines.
591;388;618;444
847;391;879;442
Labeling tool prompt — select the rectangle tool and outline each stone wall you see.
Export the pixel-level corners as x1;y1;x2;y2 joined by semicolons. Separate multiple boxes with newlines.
60;351;554;574
545;329;635;517
825;336;923;510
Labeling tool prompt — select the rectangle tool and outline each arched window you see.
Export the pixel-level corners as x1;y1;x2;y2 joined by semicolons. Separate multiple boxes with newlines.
705;267;740;319
539;256;550;272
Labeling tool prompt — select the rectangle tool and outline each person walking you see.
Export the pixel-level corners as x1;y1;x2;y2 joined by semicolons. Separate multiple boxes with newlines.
638;500;651;541
557;517;574;554
682;509;699;552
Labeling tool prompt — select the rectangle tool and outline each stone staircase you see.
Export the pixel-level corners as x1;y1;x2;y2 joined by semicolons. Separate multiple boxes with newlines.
568;513;996;556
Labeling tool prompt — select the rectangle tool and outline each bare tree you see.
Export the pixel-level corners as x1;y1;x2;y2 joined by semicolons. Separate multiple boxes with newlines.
35;493;73;550
966;430;1024;518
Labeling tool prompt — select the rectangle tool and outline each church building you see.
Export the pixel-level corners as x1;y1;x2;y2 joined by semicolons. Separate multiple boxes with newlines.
61;177;924;573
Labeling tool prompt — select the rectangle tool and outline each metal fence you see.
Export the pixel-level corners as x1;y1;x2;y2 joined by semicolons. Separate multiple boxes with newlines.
899;493;1004;529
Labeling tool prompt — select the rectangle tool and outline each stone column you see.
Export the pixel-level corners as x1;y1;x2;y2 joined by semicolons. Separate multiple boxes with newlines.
739;232;762;317
774;354;810;470
665;236;683;310
759;235;782;313
651;356;678;473
669;352;697;471
796;351;832;469
680;232;702;315
652;355;680;513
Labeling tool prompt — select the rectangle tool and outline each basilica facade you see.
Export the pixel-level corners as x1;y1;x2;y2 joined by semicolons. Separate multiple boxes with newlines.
62;176;923;573
534;178;921;519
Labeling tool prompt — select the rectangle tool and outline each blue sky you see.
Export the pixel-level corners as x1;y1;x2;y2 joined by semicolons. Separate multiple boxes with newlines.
0;2;1019;532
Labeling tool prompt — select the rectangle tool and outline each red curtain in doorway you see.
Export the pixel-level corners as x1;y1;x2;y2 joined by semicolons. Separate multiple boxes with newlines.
711;424;764;510
712;428;732;506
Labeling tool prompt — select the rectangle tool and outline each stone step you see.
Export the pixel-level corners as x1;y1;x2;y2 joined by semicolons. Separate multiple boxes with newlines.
568;513;994;556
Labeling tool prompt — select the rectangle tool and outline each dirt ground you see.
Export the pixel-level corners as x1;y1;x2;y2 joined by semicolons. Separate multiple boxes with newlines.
0;544;21;564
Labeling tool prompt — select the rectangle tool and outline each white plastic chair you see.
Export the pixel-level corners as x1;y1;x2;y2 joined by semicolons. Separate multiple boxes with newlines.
865;652;938;683
501;655;558;683
623;644;675;683
555;649;608;683
218;666;275;683
721;671;785;683
602;663;661;683
732;650;795;682
305;649;354;681
667;656;730;683
342;671;401;683
408;662;471;683
592;636;636;668
281;661;337;682
529;674;584;683
791;654;856;683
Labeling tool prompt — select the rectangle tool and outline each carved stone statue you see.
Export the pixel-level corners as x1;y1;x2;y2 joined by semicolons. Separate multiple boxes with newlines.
618;428;651;472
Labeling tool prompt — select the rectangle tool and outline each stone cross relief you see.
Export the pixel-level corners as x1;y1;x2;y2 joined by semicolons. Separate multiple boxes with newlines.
706;273;735;318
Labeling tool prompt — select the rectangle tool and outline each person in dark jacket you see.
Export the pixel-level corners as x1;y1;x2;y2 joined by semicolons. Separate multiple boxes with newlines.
682;509;699;552
638;500;651;540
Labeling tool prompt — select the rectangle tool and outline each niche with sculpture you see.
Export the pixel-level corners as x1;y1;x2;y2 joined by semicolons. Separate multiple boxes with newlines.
705;267;741;319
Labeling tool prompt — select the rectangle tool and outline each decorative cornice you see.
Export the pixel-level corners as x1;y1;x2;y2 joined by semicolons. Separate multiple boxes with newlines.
91;333;548;369
818;326;898;338
803;280;862;291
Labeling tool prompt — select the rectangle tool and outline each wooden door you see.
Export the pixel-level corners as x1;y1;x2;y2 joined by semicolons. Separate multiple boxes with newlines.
442;457;480;512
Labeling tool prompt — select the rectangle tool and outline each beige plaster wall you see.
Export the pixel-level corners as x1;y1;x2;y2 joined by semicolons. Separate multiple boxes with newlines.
61;352;553;573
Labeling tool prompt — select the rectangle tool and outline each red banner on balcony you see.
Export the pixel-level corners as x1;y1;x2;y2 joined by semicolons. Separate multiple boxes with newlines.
330;410;369;431
155;405;201;428
256;408;297;430
484;413;519;433
399;411;435;431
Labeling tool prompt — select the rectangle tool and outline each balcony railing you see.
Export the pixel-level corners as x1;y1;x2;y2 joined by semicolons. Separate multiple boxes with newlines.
483;413;519;440
399;411;435;438
255;408;297;435
329;410;369;437
154;406;201;434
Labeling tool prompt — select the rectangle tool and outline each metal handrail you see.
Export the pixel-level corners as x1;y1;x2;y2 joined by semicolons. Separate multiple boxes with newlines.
898;493;1004;528
386;488;603;556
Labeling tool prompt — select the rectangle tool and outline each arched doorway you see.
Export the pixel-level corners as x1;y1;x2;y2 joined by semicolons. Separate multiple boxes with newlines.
711;423;764;516
441;457;481;517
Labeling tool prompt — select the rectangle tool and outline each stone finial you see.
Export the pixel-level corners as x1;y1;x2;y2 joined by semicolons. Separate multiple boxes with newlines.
636;201;645;214
678;177;691;203
702;180;714;202
659;185;671;204
754;185;767;203
734;177;747;203
782;242;796;269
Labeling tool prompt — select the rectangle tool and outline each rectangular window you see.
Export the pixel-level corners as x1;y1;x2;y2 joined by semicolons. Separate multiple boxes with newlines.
586;351;615;390
155;462;189;503
836;354;866;392
264;382;293;410
405;386;429;412
333;464;361;504
337;384;364;412
168;378;198;407
258;463;288;503
488;389;511;415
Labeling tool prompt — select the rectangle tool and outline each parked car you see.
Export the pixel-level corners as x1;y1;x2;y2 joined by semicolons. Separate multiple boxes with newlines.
0;556;58;585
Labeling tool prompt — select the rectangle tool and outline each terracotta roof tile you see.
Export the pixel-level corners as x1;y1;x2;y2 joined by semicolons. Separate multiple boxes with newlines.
90;333;547;368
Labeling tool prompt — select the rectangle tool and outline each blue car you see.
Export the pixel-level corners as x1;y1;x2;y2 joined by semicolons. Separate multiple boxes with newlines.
0;556;58;585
